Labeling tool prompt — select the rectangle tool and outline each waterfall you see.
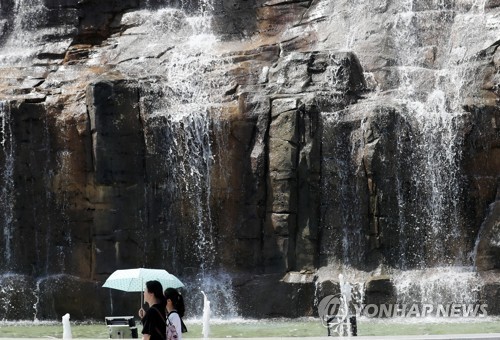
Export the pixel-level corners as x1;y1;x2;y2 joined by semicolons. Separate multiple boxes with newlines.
0;0;48;65
161;9;238;318
11;0;47;32
388;0;489;303
393;267;483;308
0;274;16;318
158;109;217;272
53;150;73;273
320;111;368;269
319;0;493;309
391;1;470;268
159;20;237;318
115;2;238;317
343;0;494;269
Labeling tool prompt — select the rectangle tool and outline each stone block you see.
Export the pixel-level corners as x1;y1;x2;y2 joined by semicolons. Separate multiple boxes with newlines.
66;241;92;277
237;91;271;120
37;274;110;320
269;212;296;236
87;76;145;185
268;177;298;213
364;276;396;306
475;202;500;271
268;52;310;93
92;233;142;277
232;239;262;269
262;234;289;272
255;3;307;37
271;98;298;117
269;138;298;172
92;208;116;234
234;273;316;318
479;273;500;315
270;109;298;142
315;279;341;306
236;205;264;239
486;0;500;8
295;232;317;270
45;8;79;27
230;119;255;145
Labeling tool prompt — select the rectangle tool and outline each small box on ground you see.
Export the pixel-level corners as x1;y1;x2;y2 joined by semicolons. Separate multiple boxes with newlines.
105;316;138;339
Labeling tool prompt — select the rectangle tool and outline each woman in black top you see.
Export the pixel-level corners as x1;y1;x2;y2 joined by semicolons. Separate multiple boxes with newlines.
138;280;166;340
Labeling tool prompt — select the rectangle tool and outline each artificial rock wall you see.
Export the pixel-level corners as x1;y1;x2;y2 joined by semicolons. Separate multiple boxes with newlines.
0;0;499;319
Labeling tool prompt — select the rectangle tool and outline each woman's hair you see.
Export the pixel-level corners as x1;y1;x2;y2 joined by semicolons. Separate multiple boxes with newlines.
146;280;166;305
164;288;185;317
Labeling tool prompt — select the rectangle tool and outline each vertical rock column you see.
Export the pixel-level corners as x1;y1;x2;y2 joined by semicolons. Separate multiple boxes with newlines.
295;101;321;270
86;75;145;278
265;98;299;272
264;98;320;272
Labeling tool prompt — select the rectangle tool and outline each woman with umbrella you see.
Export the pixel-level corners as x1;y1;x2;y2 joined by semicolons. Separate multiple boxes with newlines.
138;280;166;340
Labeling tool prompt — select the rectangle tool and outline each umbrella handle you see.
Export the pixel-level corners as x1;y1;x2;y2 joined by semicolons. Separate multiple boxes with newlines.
141;278;144;307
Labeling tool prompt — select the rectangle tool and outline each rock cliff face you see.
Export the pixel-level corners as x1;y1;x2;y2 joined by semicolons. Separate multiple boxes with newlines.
0;0;499;320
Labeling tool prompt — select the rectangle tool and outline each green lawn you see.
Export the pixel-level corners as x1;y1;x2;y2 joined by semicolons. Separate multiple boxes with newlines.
0;318;499;338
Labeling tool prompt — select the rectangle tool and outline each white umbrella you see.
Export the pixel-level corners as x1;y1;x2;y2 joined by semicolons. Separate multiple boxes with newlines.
103;268;184;306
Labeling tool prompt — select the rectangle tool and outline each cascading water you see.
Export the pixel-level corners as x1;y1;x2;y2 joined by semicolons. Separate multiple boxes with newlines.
158;32;238;318
320;110;368;269
392;267;483;308
0;0;48;65
391;1;469;268
112;2;238;317
388;0;488;305
53;150;73;272
319;0;494;312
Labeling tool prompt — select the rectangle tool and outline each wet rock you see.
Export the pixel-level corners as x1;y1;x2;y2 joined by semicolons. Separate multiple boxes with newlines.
0;275;37;320
475;202;500;271
0;0;499;321
234;273;316;318
364;276;396;307
87;74;145;185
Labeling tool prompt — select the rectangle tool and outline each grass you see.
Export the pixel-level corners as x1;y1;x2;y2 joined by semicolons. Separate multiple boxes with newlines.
0;317;499;338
